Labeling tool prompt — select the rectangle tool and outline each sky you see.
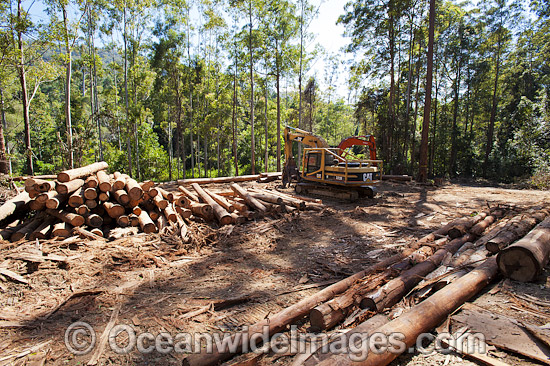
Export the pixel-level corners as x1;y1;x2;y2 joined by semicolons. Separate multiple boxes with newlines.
306;0;353;100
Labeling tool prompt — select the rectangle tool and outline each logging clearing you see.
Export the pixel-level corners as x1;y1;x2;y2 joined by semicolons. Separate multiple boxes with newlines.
0;166;549;366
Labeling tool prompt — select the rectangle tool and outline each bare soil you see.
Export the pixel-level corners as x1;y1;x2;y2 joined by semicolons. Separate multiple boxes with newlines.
0;181;549;366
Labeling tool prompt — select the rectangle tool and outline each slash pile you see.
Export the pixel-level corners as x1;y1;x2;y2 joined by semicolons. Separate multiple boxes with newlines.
0;162;320;243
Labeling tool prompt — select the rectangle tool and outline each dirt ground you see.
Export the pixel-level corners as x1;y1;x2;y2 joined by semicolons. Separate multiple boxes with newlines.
0;180;549;366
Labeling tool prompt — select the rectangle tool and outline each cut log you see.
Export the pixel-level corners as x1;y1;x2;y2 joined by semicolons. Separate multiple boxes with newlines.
148;187;159;198
157;187;175;201
86;214;103;228
497;216;550;282
29;216;56;240
0;220;24;240
85;174;98;188
90;228;103;237
112;189;130;206
29;199;46;211
173;194;189;208
153;194;169;210
301;315;389;366
34;191;58;204
0;192;31;223
45;209;85;227
192;183;232;225
256;189;306;210
230;183;266;213
228;199;248;212
57;162;108;182
447;211;488;239
128;198;142;208
56;178;85;195
178;185;199;202
231;212;246;225
132;206;142;216
76;205;90;216
178;174;260;185
470;209;504;236
96;170;112;192
149;208;160;221
163;203;177;222
486;211;548;253
98;191;109;202
11;214;46;242
360;234;475;312
204;188;235;212
140;180;155;192
32;179;56;192
175;206;192;219
68;187;85;207
274;188;323;204
112;172;126;191
138;211;157;233
84;187;98;200
315;258;499;366
176;214;190;242
309;237;451;331
181;215;474;366
249;191;282;205
129;214;139;227
116;215;130;227
46;193;68;209
124;175;143;201
52;222;72;238
85;199;98;209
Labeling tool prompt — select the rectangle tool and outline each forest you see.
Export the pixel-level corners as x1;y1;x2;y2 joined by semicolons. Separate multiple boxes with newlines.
0;0;549;184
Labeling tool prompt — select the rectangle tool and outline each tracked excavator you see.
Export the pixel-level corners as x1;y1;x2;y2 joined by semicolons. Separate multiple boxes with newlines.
282;126;382;201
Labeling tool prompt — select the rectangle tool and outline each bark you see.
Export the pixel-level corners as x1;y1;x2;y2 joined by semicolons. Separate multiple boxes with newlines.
315;258;498;366
178;174;260;185
0;192;31;223
484;38;502;177
137;210;157;233
178;185;199;202
418;0;435;182
62;4;74;169
192;183;232;225
97;171;112;192
248;0;255;175
230;183;266;213
449;57;461;176
123;4;132;176
276;39;281;172
57;162;108;182
56;179;85;195
0;84;9;174
486;210;549;254
46;208;84;226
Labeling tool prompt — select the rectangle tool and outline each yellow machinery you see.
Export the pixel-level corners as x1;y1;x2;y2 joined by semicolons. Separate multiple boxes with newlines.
282;126;383;201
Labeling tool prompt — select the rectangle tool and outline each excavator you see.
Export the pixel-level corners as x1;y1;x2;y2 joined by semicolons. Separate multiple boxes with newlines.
282;126;382;201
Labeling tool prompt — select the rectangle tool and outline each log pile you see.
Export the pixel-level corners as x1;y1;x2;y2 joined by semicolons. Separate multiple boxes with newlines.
182;204;550;366
0;163;319;243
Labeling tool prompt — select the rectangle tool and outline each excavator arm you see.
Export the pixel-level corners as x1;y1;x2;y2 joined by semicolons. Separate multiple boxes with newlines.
337;135;377;161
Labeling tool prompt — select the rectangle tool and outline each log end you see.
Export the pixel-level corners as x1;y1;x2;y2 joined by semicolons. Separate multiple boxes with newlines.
497;247;540;282
57;172;70;183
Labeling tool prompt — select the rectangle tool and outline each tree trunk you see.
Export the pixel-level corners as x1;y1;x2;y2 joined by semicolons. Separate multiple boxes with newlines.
484;39;502;177
449;57;461;176
123;3;132;176
17;0;33;175
388;7;396;164
62;5;74;169
249;0;255;175
232;38;239;176
276;39;281;172
418;0;435;182
0;84;9;174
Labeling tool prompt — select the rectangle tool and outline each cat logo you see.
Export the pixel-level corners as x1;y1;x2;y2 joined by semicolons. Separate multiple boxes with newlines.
363;173;373;181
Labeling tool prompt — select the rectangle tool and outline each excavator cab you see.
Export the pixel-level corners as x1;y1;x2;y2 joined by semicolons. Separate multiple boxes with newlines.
282;126;383;201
